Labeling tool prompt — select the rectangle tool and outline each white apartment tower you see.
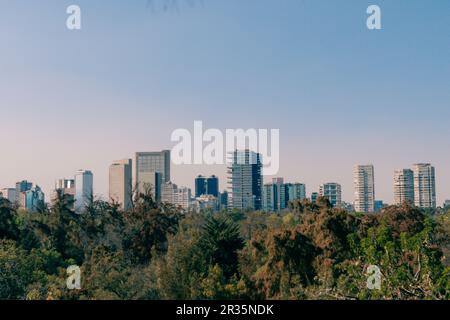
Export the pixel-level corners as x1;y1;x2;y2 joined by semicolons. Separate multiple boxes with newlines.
413;163;436;209
393;169;414;205
353;165;375;213
319;183;342;208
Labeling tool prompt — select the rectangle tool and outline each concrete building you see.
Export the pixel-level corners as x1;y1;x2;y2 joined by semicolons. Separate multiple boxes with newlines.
135;151;170;201
0;188;17;203
109;159;132;210
192;194;219;212
75;170;93;213
285;183;306;205
354;164;375;213
161;182;192;210
262;178;286;212
228;150;262;211
393;169;414;205
413;163;436;209
55;179;76;196
319;183;342;208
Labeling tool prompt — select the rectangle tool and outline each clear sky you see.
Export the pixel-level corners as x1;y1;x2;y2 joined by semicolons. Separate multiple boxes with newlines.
1;0;449;204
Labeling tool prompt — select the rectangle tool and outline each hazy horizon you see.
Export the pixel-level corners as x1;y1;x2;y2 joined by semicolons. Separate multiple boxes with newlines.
1;0;449;204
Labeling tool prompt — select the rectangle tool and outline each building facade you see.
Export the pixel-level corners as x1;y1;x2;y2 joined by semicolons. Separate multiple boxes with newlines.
195;175;219;198
353;164;375;213
413;163;436;209
75;170;93;213
262;178;286;212
109;159;132;210
319;183;342;208
393;169;414;205
24;186;45;212
135;151;170;201
228;150;262;211
285;183;306;205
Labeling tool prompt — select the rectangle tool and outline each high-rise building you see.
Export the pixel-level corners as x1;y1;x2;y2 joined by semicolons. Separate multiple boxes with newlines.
285;183;306;205
55;179;76;196
219;191;229;211
206;175;219;197
195;175;219;198
195;175;207;198
413;163;436;209
15;180;32;203
262;178;286;212
75;170;93;213
0;188;17;203
135;151;170;201
354;164;375;213
161;182;192;210
228;150;262;211
393;169;414;205
24;186;45;212
52;179;76;208
319;183;342;207
311;192;318;204
109;159;132;210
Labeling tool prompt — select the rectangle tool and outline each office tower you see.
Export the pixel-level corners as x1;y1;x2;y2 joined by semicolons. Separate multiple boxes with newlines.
195;175;219;198
135;151;170;200
285;183;306;205
109;159;132;210
219;191;229;211
206;175;219;197
0;188;17;203
75;170;93;213
262;178;286;212
413;163;436;209
354;164;375;213
393;169;414;205
24;186;45;212
228;150;262;211
444;200;450;208
15;180;32;203
263;183;277;212
195;175;207;197
319;183;342;208
311;192;318;204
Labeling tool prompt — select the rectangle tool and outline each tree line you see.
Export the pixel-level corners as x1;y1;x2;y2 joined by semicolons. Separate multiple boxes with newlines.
0;191;449;300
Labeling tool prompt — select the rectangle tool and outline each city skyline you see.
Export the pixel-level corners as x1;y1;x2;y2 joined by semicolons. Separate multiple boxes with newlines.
1;1;450;204
1;153;448;210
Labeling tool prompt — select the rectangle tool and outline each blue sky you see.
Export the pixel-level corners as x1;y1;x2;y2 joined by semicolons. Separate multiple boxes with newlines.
1;0;449;203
